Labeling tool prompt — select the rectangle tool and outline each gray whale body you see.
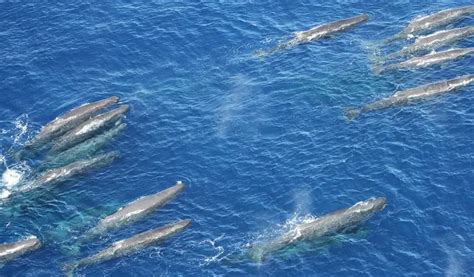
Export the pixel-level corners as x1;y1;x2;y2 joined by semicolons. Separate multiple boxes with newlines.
389;5;474;41
248;197;386;262
14;152;119;196
50;105;129;154
26;96;118;150
291;14;369;43
390;26;474;57
43;122;126;170
64;219;191;275
377;47;474;73
346;74;474;120
256;14;368;57
0;236;41;264
84;181;185;239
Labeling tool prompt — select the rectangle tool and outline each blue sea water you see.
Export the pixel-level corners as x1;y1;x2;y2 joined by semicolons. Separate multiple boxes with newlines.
0;1;473;276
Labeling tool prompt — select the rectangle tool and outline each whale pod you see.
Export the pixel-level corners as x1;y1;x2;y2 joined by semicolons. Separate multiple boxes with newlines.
390;26;474;57
0;236;41;264
249;197;386;262
377;47;474;73
50;105;129;154
390;5;474;41
345;74;474;120
64;219;191;275
26;96;119;149
42;122;126;169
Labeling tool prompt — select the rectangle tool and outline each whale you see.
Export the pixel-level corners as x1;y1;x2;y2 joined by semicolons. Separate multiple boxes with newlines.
256;14;368;57
10;152;119;197
42;122;126;170
376;47;474;73
25;96;118;150
388;5;474;41
291;14;369;44
389;26;474;58
345;74;474;120
49;105;129;154
248;197;386;262
64;219;191;275
0;236;41;263
84;181;185;239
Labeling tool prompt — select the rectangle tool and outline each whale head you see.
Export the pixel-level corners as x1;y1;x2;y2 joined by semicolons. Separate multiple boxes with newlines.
351;197;387;215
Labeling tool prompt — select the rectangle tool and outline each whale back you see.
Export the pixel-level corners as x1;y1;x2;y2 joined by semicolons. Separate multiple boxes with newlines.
403;6;474;35
98;182;185;230
33;96;119;145
0;236;41;263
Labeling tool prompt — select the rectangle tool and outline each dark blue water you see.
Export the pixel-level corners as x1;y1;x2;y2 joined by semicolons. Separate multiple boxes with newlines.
1;1;473;276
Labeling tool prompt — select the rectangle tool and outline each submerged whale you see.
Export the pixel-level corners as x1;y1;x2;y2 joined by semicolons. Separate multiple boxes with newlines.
256;14;368;57
345;74;474;120
0;236;41;263
376;47;474;73
64;219;191;275
248;197;386;262
84;181;185;239
50;105;129;154
390;26;474;57
26;96;118;150
42;122;126;170
13;152;119;196
388;5;474;41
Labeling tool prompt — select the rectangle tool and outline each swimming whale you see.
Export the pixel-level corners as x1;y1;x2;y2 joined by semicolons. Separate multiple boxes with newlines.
376;47;474;73
248;197;386;262
291;14;369;44
84;181;185;239
64;219;191;275
345;74;474;120
256;14;368;57
25;96;118;150
0;236;41;263
388;5;474;41
12;152;119;196
42;122;126;170
50;105;129;154
390;26;474;57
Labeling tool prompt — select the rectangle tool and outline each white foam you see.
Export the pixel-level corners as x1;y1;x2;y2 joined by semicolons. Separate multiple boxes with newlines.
0;189;11;199
2;169;22;188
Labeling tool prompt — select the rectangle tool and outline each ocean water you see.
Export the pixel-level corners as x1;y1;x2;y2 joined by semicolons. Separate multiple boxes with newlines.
0;1;473;276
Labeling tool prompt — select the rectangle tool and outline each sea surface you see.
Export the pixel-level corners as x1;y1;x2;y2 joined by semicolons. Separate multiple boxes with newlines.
0;1;473;276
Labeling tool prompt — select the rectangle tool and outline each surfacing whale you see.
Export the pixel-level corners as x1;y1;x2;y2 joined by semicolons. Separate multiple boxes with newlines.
42;122;126;170
83;181;185;239
10;152;119;197
376;47;474;73
248;197;386;262
25;96;118;150
389;26;474;58
64;219;191;275
388;5;474;41
50;105;129;154
0;236;41;264
345;74;474;120
256;14;368;57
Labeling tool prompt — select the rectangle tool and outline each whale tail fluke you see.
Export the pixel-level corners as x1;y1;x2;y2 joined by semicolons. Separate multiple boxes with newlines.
344;107;361;121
